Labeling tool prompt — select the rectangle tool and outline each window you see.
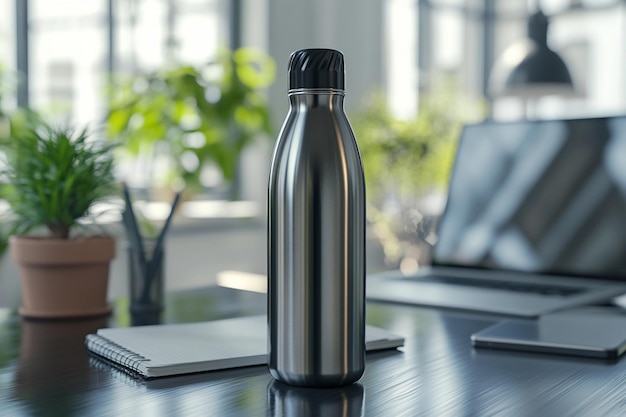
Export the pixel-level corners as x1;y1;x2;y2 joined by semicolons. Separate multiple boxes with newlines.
27;0;225;127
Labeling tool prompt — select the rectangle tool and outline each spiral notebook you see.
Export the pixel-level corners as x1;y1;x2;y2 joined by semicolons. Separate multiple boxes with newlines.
85;315;405;378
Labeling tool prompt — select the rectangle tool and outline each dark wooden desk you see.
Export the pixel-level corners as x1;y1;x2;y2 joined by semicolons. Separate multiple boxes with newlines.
1;286;625;416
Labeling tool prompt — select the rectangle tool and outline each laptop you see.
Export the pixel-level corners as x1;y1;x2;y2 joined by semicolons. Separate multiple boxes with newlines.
366;116;626;317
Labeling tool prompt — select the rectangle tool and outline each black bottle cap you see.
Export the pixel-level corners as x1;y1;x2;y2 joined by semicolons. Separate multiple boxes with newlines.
288;49;345;90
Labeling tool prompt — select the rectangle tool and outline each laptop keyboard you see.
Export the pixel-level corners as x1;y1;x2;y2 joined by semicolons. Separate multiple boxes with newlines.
402;275;588;297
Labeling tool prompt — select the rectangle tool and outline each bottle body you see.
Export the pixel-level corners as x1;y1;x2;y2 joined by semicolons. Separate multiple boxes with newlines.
268;89;366;387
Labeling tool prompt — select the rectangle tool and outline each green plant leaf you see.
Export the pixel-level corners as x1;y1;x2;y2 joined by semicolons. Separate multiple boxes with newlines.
107;109;131;136
233;48;277;89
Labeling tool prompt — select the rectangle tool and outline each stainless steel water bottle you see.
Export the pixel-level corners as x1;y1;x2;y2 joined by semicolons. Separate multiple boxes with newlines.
268;48;366;387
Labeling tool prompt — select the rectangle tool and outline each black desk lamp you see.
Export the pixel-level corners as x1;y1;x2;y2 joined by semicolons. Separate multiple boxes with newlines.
490;10;576;98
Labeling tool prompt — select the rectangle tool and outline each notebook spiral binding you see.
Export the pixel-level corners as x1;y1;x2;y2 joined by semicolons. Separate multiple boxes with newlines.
86;334;149;375
89;356;145;384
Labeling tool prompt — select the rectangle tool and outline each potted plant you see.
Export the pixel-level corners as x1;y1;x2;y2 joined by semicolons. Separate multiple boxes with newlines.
1;119;118;318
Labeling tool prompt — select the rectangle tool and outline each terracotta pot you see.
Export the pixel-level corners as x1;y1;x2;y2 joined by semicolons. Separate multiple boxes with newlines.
10;236;116;319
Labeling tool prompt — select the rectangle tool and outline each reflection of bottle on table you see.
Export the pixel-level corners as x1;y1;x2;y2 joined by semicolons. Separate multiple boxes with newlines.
267;380;364;417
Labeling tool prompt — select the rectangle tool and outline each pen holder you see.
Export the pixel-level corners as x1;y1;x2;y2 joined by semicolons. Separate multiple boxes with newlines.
128;239;164;326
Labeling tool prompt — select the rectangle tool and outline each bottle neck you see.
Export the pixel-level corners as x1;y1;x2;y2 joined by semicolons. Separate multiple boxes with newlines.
288;88;345;110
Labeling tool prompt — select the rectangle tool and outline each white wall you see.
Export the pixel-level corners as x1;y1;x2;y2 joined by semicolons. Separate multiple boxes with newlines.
266;0;385;124
238;0;386;205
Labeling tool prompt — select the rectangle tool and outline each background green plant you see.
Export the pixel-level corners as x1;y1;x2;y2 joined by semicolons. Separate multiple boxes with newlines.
106;47;276;196
1;120;117;241
352;85;485;266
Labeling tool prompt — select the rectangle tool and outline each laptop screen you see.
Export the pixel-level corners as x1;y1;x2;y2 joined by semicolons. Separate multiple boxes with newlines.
433;116;626;281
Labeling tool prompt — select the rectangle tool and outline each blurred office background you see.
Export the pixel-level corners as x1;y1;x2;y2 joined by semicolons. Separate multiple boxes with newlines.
0;0;625;305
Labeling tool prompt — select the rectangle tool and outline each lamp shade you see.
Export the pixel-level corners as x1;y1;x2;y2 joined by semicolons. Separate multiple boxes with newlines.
490;10;577;98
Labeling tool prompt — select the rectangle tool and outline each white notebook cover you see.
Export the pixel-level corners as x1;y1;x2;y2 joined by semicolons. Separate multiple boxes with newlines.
86;315;404;378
